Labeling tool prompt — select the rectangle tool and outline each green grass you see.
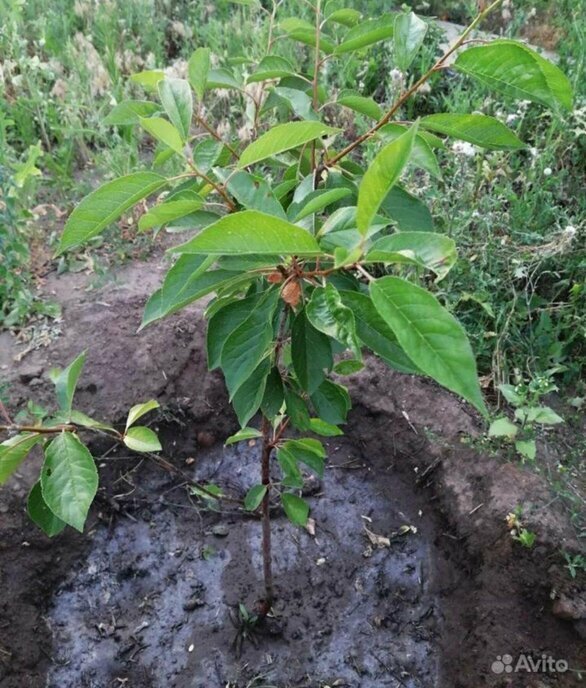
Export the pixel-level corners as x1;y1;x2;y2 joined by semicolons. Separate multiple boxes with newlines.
0;0;584;400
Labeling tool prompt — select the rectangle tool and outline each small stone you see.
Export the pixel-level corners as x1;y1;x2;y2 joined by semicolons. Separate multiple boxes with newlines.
197;431;216;447
211;524;229;537
18;364;44;384
552;594;586;621
183;596;205;612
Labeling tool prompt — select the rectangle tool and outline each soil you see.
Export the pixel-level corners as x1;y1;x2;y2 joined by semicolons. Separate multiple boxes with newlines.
1;256;584;688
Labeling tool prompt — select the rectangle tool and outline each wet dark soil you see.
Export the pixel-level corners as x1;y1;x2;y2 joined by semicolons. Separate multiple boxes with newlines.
1;257;584;687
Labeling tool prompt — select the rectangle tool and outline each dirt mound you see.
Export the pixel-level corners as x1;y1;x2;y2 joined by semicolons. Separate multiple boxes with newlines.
0;260;584;687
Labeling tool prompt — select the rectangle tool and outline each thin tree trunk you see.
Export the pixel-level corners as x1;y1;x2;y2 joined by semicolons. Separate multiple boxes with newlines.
260;417;274;605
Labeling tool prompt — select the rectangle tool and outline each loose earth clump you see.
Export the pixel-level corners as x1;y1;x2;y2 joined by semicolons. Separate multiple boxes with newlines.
1;271;584;688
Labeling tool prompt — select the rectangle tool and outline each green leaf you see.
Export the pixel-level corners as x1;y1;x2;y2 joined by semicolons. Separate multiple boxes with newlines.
293;188;352;222
282;492;309;526
325;8;361;27
379;124;442;179
0;433;44;485
224;170;286;219
291;310;333;394
141;256;250;328
333;359;364;375
225;427;263;445
158;78;193;141
337;92;383;120
194;139;231;172
277;447;304;488
515;439;536;461
488;417;518;438
206;67;243;90
454;40;573;111
311;380;350;425
221;292;279;398
366;231;457;280
123;426;162;452
247;56;296;83
130;70;165;90
335;16;394;54
48;351;86;414
238;121;340;168
126;400;160;429
207;294;263;369
381;186;434;232
370;276;486;415
139;116;184;153
284;388;311;431
498;383;523;406
41;432;98;532
244;484;267;511
188;47;211;101
266;86;318;122
138;197;203;231
232;359;271;426
171;210;322;256
420;114;524;150
394;11;427;71
281;438;325;477
104;100;160;126
261;368;285;419
306;284;360;355
58;172;167;254
308;418;343;436
515;406;563;425
27;481;66;537
339;290;419;374
280;18;335;53
357;122;418;236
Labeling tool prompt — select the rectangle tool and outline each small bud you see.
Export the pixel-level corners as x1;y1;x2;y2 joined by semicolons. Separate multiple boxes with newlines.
282;280;302;308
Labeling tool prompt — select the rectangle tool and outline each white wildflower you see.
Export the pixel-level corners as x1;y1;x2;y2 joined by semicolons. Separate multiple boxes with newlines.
543;167;552;176
506;113;518;125
452;141;477;158
390;68;404;89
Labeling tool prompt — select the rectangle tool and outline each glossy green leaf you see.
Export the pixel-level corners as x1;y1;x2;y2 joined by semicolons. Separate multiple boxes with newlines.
221;292;279;398
225;427;263;445
281;439;325;477
311;380;350;425
266;86;318;121
244;484;267;511
232;359;271;426
308;418;343;436
126;400;160;429
420;113;524;150
27;481;66;537
488;417;518;438
139;116;184;153
366;232;457;280
58;172;167;254
337;92;383;120
379;124;442;179
194;139;230;172
335;16;394;54
124;426;162;452
206;68;243;90
247;55;297;83
282;492;309;526
261;368;285;419
394;11;428;71
307;284;360;355
280;18;335;53
454;40;573;111
326;8;361;27
284;388;311;431
171;210;322;256
370;276;486;415
291;310;333;394
207;294;263;369
238;121;340;168
277;447;304;488
188;47;211;101
357;123;418;235
381;186;434;232
293;188;352;222
49;351;86;414
0;433;44;485
224;171;286;219
41;432;98;532
515;405;563;425
515;439;536;461
158;78;193;141
333;359;364;375
138;197;203;231
130;70;164;90
104;100;160;126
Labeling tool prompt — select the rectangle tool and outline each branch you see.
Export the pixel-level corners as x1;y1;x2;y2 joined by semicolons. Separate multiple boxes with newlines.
324;0;504;168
